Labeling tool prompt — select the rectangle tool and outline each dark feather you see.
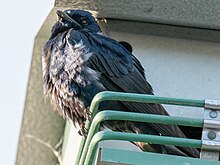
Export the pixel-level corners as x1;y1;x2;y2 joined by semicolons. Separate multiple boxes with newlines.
42;9;200;157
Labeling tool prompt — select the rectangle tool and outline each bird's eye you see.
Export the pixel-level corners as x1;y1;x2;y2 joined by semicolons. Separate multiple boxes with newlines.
81;19;88;25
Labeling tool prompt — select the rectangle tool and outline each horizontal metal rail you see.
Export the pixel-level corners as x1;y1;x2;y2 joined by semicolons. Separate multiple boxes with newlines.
76;91;205;165
79;110;203;165
90;92;205;118
84;131;202;165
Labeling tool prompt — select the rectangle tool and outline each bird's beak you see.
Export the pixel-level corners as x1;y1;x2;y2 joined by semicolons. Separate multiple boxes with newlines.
56;10;82;29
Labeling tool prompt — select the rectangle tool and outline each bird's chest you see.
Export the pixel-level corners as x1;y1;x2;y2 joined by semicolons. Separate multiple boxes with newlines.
50;37;93;85
45;36;100;120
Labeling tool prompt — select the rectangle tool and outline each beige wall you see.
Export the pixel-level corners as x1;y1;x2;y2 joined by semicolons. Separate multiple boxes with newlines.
16;9;65;165
110;31;220;118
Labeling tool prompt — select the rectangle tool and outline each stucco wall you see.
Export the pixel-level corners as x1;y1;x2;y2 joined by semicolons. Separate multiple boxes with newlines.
16;9;65;165
110;31;220;118
55;0;220;30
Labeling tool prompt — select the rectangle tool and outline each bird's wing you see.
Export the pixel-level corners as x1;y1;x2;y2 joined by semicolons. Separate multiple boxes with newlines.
86;33;178;133
69;30;199;157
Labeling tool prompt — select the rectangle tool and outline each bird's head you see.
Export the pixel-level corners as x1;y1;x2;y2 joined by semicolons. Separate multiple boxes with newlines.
50;9;101;37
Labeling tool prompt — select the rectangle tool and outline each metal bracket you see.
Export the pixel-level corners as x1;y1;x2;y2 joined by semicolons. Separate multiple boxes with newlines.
201;99;220;160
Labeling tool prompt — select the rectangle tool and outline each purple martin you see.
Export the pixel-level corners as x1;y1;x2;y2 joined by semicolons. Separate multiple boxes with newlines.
42;9;199;157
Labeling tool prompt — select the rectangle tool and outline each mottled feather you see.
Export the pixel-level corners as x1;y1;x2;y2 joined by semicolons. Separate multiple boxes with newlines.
42;9;200;157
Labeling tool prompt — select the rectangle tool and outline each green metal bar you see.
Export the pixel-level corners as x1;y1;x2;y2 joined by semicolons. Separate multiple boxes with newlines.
94;110;203;127
76;91;205;165
87;92;205;129
75;136;86;164
90;91;205;118
79;110;203;165
84;131;202;165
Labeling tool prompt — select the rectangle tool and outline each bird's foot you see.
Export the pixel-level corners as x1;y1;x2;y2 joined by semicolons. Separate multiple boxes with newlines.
78;123;88;137
85;110;92;122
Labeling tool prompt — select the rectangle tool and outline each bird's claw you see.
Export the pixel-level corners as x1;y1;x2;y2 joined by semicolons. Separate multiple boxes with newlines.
78;123;88;137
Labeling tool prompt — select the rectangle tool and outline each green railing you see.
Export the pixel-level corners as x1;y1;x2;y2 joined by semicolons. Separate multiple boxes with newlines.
84;111;204;165
76;91;205;165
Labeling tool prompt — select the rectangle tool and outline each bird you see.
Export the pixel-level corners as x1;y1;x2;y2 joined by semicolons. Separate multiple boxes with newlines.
42;9;200;157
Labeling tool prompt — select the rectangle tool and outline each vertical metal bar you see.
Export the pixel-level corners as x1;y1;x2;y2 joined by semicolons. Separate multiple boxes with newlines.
75;136;86;164
79;122;100;165
200;99;220;160
75;96;102;165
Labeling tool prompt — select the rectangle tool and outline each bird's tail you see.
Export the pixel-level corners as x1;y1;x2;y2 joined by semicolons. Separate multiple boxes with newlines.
122;102;200;158
101;100;200;158
131;122;199;157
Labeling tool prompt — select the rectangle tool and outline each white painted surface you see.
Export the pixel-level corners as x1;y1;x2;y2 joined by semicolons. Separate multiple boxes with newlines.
111;31;220;118
62;121;83;165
